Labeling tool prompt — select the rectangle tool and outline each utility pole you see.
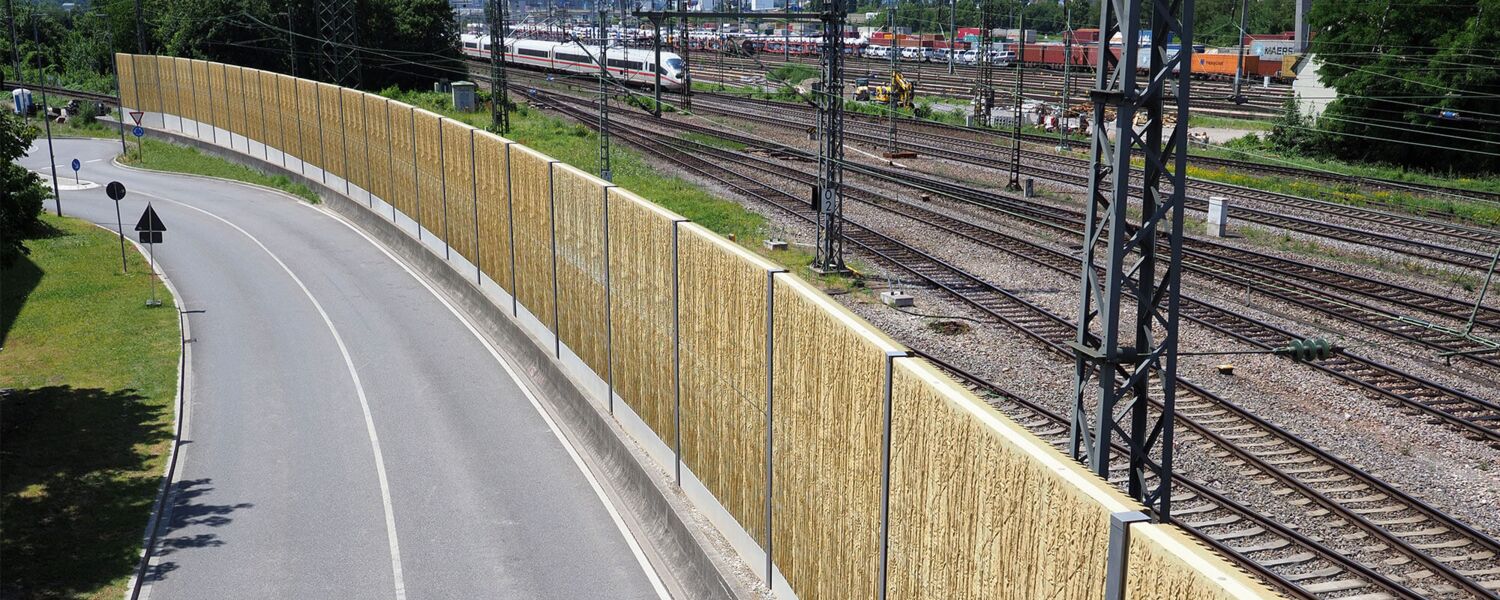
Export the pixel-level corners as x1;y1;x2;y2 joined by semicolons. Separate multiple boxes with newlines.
286;11;297;77
134;0;145;53
1006;11;1021;191
1068;0;1193;521
886;4;897;153
947;0;955;74
598;8;611;181
812;0;846;274
32;11;60;215
1231;0;1247;104
1059;3;1071;151
973;0;992;127
678;0;690;109
7;0;22;83
316;0;360;87
489;0;511;133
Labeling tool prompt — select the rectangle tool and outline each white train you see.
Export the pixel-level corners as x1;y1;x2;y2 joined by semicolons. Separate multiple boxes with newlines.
459;34;687;90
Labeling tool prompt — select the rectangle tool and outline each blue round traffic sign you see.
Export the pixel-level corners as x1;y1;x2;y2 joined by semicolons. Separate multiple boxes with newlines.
70;158;81;171
132;126;145;138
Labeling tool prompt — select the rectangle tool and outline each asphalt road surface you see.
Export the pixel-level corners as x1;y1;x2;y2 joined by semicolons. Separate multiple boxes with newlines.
21;138;667;600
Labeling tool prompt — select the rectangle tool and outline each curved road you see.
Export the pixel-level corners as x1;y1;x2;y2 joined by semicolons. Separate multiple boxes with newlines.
21;138;666;600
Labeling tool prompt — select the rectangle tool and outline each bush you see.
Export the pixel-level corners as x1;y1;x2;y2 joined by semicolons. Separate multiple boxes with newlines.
1;111;50;267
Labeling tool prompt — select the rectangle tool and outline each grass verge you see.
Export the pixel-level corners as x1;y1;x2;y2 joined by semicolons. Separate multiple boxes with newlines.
1185;164;1500;228
118;138;322;204
1;213;180;600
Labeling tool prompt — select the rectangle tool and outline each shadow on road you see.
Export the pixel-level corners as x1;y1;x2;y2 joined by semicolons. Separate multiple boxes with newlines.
144;477;255;583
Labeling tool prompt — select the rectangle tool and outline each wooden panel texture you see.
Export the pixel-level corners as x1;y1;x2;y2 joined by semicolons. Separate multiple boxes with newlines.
473;132;513;292
115;55;137;110
192;61;211;129
296;78;321;168
174;57;194;122
239;69;261;141
223;65;243;136
677;224;778;546
208;62;228;130
605;188;679;443
155;56;179;117
363;96;392;205
551;162;609;378
256;71;281;151
413;110;444;237
387;105;417;221
342;89;370;193
887;358;1125;599
318;82;345;179
1126;524;1273;600
135;54;159;112
276;74;300;158
770;275;902;600
441;119;477;263
507;145;555;330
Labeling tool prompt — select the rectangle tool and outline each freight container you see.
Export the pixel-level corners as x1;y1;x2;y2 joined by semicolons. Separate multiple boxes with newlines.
1250;40;1297;60
1191;53;1258;79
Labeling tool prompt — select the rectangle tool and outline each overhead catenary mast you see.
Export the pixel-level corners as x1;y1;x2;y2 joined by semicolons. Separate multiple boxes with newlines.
1006;11;1022;191
488;0;510;133
1068;0;1194;521
812;0;847;274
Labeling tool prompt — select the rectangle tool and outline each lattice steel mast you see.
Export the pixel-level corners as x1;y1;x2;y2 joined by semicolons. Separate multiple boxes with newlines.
1068;0;1193;521
598;8;612;181
1006;11;1022;191
316;0;360;87
973;1;993;127
812;0;847;273
488;0;510;133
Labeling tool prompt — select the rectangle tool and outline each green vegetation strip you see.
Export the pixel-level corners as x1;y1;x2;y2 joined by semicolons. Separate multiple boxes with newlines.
1185;164;1500;228
1;213;180;600
120;138;322;204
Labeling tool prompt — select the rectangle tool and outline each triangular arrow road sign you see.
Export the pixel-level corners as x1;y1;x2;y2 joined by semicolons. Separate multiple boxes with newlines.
130;111;144;126
135;203;166;232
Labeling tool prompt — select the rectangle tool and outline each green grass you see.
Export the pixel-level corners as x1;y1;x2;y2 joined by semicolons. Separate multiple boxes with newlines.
1187;114;1273;131
1185;163;1500;228
1;213;181;600
1188;135;1500;197
768;63;819;85
118;138;322;204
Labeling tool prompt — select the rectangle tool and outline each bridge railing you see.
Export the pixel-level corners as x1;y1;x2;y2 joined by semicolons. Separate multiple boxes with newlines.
116;53;1272;600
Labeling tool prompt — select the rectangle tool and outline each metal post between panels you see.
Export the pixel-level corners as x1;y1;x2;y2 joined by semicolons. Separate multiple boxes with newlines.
876;349;909;600
602;185;615;413
207;65;218;145
763;268;785;587
340;90;350;196
278;76;288;168
410;107;420;240
505;143;518;317
671;218;686;486
1104;511;1150;600
293;78;304;174
548;161;560;358
470;130;481;284
258;71;270;161
315;83;326;184
439;118;450;260
386;100;395;220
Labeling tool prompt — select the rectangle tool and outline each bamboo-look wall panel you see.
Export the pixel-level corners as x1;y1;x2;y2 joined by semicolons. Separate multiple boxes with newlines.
174;57;194;123
208;63;229;130
115;55;136;111
605;187;678;443
137;54;161;112
387;105;418;221
154;56;179;119
189;61;209;130
441;119;477;264
238;68;261;143
342;89;370;194
508;145;555;329
677;223;775;547
473;132;513;292
886;358;1125;599
363;95;392;206
257;71;282;153
413;110;445;238
551;162;609;379
318;83;346;180
226;66;247;138
770;275;898;600
276;74;301;159
295;79;322;169
1126;525;1270;600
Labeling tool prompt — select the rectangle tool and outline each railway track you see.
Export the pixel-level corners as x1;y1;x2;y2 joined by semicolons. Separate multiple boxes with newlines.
685;93;1500;271
531;89;1500;598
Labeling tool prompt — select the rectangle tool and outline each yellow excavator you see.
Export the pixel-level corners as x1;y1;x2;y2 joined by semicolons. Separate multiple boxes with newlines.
853;71;914;108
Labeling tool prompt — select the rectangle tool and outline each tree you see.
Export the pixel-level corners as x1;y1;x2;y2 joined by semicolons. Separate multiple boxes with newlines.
1309;0;1500;174
1;110;49;268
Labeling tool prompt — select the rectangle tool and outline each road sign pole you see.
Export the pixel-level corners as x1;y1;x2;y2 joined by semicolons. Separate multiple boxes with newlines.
146;240;160;307
115;199;128;273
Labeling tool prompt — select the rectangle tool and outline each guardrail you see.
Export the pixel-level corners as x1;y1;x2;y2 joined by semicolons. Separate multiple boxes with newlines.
115;52;1274;600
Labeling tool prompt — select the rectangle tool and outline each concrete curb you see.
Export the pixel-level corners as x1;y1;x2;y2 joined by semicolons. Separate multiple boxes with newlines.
137;128;759;599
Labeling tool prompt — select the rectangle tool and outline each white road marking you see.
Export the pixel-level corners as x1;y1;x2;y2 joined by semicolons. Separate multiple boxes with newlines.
308;203;673;600
137;191;409;600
